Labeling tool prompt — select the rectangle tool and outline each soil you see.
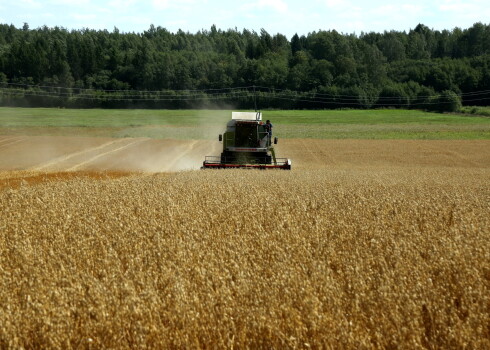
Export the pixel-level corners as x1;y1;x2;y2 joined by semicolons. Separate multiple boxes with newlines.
1;135;488;173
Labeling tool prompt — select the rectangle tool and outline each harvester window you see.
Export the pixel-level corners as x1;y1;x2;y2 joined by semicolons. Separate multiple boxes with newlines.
235;123;258;147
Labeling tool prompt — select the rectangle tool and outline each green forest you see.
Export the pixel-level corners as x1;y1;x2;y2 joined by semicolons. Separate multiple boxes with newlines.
0;22;489;110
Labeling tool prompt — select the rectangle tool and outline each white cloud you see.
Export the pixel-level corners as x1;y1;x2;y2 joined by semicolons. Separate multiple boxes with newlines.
108;0;138;8
152;0;170;10
370;3;424;19
325;2;429;33
71;13;98;21
18;0;42;9
401;3;425;13
324;0;346;8
48;0;91;5
241;0;289;14
261;0;288;13
40;13;56;19
167;19;190;28
152;0;199;11
438;0;479;13
319;0;363;20
5;0;488;37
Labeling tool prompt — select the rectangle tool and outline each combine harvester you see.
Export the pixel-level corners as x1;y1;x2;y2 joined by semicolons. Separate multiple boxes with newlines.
202;112;291;170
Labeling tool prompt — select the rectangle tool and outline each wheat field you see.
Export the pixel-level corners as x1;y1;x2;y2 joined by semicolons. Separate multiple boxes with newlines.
1;164;489;349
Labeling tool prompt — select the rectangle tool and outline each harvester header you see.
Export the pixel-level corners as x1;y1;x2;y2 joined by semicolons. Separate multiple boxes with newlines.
202;111;291;170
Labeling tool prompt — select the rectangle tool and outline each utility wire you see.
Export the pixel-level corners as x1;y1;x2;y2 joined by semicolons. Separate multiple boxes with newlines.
3;88;487;106
253;86;490;99
0;88;250;99
0;82;256;94
1;82;490;100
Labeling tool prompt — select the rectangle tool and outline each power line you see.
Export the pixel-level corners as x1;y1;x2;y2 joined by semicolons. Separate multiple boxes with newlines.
1;82;490;100
0;87;251;99
254;86;490;99
3;87;487;106
0;82;256;94
0;88;252;102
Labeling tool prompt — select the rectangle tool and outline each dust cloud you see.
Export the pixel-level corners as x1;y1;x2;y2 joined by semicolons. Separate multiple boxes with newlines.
0;108;231;173
0;135;222;173
2;135;489;174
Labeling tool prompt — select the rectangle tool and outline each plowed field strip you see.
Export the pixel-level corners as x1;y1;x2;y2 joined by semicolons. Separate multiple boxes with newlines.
1;136;489;172
67;139;147;171
425;143;479;167
30;139;129;171
0;136;21;144
0;137;26;149
162;140;199;171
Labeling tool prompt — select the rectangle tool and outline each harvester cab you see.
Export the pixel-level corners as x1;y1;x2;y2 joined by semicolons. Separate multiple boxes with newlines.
202;112;291;169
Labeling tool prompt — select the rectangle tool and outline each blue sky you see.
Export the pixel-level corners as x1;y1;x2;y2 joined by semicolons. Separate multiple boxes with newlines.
1;0;488;38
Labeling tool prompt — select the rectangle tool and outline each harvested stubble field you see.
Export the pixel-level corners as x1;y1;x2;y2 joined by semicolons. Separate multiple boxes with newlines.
0;134;489;349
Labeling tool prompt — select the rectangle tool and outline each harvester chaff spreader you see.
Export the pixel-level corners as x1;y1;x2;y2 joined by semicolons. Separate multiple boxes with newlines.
202;112;291;170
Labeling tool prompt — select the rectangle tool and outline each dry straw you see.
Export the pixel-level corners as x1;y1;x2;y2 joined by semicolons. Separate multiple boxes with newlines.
0;168;489;349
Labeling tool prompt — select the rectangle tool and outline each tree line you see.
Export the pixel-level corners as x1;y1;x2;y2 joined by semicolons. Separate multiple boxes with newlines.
0;22;489;110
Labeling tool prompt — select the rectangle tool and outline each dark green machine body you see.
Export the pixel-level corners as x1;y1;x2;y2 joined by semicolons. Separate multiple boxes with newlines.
220;120;274;165
202;112;291;170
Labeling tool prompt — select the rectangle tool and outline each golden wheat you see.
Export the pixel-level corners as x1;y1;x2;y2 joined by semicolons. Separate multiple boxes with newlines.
0;167;489;349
